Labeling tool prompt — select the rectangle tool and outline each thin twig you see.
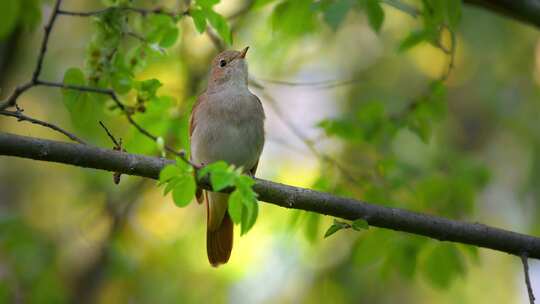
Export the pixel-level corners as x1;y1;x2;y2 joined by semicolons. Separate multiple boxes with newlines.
58;6;188;19
33;0;62;82
255;76;364;89
0;107;86;144
521;253;536;304
99;121;126;184
440;28;457;82
98;121;121;148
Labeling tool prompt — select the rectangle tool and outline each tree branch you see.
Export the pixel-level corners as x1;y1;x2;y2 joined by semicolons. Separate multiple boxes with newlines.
2;132;540;259
464;0;540;28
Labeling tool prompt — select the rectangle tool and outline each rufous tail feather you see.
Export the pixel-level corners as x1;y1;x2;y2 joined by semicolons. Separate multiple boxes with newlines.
205;191;233;267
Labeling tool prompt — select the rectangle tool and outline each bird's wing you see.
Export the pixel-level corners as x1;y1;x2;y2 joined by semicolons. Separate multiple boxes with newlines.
249;94;264;176
189;92;206;138
190;92;206;204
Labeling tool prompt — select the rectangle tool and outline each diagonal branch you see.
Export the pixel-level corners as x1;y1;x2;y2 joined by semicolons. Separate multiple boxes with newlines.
522;253;537;304
2;131;540;260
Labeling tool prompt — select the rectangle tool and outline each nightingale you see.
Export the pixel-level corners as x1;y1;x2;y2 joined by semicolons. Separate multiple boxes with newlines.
189;47;265;267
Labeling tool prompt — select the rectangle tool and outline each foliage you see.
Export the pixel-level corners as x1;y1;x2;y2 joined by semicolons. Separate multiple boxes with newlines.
197;161;259;235
190;0;232;44
159;159;197;207
159;159;260;235
324;218;369;238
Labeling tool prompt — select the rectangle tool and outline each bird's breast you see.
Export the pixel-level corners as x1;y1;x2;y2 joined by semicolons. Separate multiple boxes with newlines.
191;91;264;170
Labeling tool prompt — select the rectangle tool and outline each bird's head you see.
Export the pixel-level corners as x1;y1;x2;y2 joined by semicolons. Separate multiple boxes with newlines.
209;46;249;90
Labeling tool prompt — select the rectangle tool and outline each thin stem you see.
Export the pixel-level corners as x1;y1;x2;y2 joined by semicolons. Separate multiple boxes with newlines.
522;253;536;304
99;121;121;148
255;76;364;89
32;0;63;82
0;108;86;144
58;6;189;19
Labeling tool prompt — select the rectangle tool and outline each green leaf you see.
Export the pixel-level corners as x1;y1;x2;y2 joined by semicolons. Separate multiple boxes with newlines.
159;161;195;201
190;8;207;33
111;71;132;95
253;0;279;9
407;110;431;143
135;78;162;101
445;0;462;31
459;244;480;265
235;175;256;195
159;164;182;184
305;212;321;242
163;177;180;195
198;161;236;191
198;161;259;233
364;0;384;32
235;175;259;235
198;160;227;179
322;0;354;31
0;1;20;39
160;26;179;48
324;224;343;238
317;118;359;140
196;0;220;8
381;237;425;279
324;219;349;238
228;190;243;223
398;29;431;52
240;199;258;235
171;175;196;207
62;68;86;109
19;0;42;30
352;219;369;231
425;80;447;119
271;0;316;38
205;9;232;45
62;67;105;128
421;243;465;288
144;14;179;48
210;168;235;191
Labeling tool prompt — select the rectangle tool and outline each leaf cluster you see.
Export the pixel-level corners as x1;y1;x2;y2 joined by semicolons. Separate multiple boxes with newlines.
159;160;260;235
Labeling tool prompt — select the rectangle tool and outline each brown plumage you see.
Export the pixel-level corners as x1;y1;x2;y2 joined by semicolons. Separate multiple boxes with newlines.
189;47;265;266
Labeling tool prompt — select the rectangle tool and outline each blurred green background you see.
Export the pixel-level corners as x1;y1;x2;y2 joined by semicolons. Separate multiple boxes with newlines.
1;0;540;303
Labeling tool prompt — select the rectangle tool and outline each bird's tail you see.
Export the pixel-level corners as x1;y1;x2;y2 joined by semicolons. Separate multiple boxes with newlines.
205;191;233;267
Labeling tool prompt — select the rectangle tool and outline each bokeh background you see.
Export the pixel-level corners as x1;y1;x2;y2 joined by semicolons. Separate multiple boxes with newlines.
1;0;540;303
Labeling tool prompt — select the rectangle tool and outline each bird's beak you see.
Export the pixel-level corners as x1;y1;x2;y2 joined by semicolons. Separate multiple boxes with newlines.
239;46;249;59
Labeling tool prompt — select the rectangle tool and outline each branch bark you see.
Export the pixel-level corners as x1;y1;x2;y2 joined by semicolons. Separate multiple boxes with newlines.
464;0;540;28
1;132;540;259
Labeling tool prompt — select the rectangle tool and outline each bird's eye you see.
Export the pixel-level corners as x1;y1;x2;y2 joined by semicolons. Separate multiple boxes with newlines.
219;59;227;67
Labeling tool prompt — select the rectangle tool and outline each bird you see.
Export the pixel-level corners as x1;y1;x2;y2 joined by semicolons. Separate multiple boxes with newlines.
189;47;265;267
